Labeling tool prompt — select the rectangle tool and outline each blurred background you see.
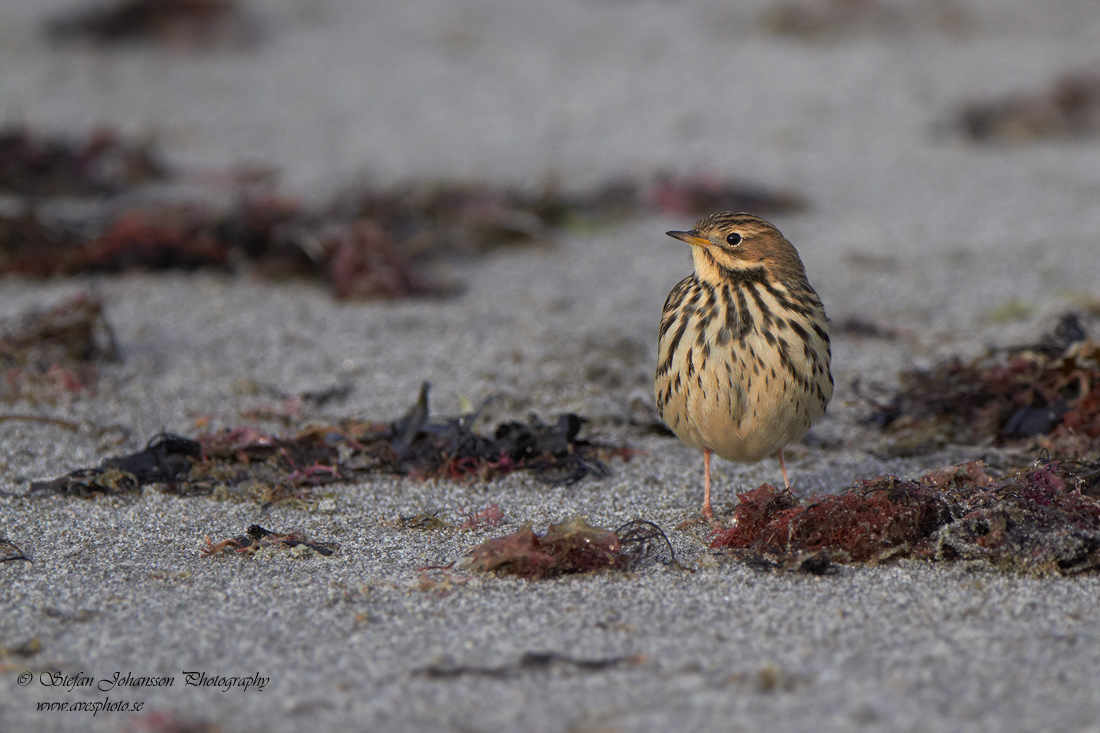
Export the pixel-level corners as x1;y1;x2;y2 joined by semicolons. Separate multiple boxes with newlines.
2;0;1100;424
3;0;1099;197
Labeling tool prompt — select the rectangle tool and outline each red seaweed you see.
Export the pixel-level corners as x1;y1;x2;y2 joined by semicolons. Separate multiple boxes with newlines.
712;460;1100;575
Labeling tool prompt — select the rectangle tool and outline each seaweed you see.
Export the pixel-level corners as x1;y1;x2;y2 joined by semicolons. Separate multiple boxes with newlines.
615;519;676;568
712;459;1100;575
0;537;31;563
0;199;453;300
461;515;675;580
414;650;645;679
61;207;232;273
201;524;334;557
955;66;1100;142
319;220;447;299
360;382;626;484
0;212;85;276
0;293;120;403
0;637;41;659
456;503;504;530
46;0;254;50
27;383;631;503
832;316;904;340
353;172;806;251
644;172;806;218
0;126;166;196
0;637;42;675
872;313;1100;458
352;181;553;255
461;517;624;579
389;503;504;532
760;0;971;40
29;432;199;497
0;170;805;299
394;511;452;531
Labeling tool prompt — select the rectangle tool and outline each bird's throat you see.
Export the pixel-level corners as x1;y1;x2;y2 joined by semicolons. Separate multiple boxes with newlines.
691;247;768;287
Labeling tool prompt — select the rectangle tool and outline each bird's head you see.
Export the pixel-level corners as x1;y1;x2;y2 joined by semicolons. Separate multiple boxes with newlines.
667;212;807;286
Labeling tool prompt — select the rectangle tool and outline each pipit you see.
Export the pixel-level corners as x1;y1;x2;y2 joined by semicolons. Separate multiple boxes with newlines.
655;212;833;518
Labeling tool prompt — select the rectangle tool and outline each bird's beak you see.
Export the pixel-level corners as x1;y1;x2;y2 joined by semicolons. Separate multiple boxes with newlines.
666;230;709;248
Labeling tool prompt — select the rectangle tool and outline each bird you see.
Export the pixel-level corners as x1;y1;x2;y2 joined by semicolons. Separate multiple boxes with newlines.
655;212;833;518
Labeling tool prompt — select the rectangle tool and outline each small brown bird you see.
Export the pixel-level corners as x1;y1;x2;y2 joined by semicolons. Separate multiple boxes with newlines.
655;212;833;518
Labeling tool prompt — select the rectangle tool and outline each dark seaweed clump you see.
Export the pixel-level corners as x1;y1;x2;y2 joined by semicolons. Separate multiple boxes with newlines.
45;0;255;50
1;123;808;300
872;313;1100;458
0;293;120;403
955;66;1100;142
201;524;335;558
28;383;632;505
712;459;1100;575
0;126;165;196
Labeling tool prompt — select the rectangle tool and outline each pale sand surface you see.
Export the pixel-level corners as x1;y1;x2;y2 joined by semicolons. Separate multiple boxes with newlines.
3;1;1100;731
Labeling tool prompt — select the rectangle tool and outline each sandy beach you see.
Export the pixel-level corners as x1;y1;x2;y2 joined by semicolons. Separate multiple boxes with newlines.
4;1;1100;731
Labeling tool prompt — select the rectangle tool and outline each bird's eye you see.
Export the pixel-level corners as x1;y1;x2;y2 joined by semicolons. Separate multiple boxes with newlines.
726;232;742;246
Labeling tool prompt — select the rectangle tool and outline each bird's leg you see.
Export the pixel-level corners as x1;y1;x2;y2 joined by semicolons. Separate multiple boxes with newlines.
702;448;714;518
777;448;791;489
